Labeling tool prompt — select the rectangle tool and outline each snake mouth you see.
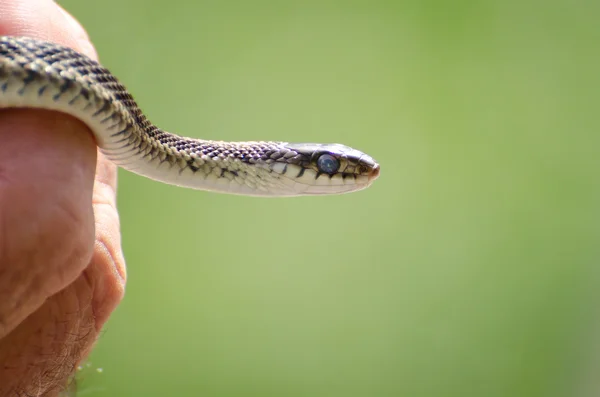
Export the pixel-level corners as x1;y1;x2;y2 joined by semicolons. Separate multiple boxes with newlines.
290;172;377;195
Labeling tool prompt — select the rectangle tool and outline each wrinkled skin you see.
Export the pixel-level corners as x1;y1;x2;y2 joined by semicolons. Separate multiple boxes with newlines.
0;0;126;395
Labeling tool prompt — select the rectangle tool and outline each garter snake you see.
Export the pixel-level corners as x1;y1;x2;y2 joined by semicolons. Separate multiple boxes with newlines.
0;36;380;196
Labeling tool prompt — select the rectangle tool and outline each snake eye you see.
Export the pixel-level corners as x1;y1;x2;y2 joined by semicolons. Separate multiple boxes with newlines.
317;154;340;174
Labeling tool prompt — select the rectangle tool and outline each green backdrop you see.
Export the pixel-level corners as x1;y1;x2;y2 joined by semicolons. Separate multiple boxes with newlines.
59;1;600;396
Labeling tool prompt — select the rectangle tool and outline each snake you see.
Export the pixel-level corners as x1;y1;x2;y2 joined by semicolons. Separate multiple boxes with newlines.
0;36;379;197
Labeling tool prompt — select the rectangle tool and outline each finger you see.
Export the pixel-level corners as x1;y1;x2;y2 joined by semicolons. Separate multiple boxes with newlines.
0;0;97;58
54;2;97;59
0;0;99;337
0;0;126;394
0;109;97;395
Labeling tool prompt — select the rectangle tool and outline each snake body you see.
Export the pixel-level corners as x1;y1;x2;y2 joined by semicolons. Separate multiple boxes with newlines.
0;36;379;196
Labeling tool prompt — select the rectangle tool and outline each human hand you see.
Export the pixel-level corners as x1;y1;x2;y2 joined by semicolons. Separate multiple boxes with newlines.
0;0;126;395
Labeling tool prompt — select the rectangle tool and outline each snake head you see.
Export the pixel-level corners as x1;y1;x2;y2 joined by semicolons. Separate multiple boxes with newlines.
268;143;380;195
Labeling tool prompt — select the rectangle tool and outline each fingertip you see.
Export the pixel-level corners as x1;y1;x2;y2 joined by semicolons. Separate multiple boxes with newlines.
55;3;98;59
0;0;97;60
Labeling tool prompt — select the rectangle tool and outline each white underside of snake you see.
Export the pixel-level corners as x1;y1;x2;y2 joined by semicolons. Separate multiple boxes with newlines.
0;36;380;197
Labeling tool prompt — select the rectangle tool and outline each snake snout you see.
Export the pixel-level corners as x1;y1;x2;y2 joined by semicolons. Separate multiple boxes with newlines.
369;163;380;181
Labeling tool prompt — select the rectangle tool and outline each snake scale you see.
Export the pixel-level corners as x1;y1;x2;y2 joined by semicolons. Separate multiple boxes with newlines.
0;36;379;196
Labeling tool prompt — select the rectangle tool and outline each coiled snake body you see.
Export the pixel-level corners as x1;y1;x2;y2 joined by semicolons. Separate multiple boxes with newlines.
0;36;379;196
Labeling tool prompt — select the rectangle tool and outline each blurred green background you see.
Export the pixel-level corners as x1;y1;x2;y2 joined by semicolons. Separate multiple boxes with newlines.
60;1;599;396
